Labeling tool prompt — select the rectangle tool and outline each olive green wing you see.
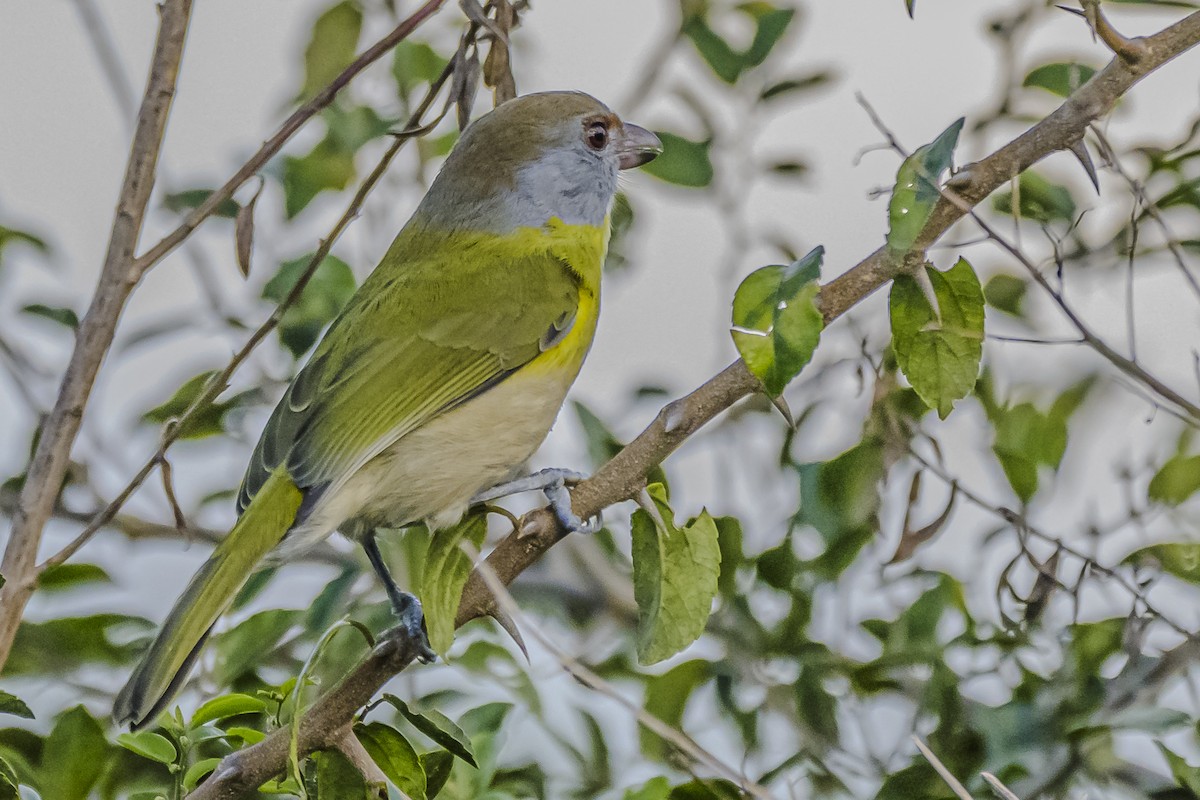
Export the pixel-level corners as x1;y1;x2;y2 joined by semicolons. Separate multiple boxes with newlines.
238;247;580;514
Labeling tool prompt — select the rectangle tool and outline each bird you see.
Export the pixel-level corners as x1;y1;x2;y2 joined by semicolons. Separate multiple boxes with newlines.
113;91;662;730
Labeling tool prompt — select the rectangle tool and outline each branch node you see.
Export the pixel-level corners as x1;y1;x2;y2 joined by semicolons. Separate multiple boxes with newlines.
661;399;687;435
1081;0;1149;63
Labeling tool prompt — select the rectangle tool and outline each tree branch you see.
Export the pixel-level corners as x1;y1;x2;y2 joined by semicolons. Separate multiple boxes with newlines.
0;0;194;667
0;0;453;670
186;11;1200;795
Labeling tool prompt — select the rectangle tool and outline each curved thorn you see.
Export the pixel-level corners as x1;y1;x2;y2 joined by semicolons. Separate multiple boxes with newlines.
1069;138;1100;193
490;607;529;662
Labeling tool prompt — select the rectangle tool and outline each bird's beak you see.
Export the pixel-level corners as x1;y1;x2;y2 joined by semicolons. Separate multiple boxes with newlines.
617;123;663;170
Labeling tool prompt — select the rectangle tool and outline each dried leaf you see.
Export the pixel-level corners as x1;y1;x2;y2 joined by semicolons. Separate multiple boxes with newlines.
889;477;957;563
234;179;264;278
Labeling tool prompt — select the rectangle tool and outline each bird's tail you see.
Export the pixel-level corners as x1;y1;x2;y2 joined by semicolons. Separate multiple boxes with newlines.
113;468;303;730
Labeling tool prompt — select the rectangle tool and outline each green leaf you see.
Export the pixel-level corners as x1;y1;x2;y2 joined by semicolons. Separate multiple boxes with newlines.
887;118;963;253
741;4;796;68
795;666;839;742
987;381;1089;502
0;224;48;259
183;757;222;792
36;562;110;592
796;441;886;578
681;5;794;83
631;484;722;665
991;171;1077;224
641;660;711;760
312;749;372;799
681;16;742;83
420;750;454;799
226;726;266;745
604;192;636;273
302;1;363;99
21;303;78;330
1149;454;1200;504
1023;62;1098;97
760;70;834;102
305;566;359;635
905;0;916;16
1123;542;1200;583
418;512;488;656
325;104;393;153
38;706;109;800
211;608;301;685
382;695;477;767
116;731;177;765
7;613;151;675
393;40;449;98
163;188;240;219
889;257;984;418
670;779;744;799
730;246;824;396
1103;705;1190;734
143;370;255;440
641;132;714;188
356;722;426;799
282;138;357;218
983;273;1027;317
625;777;672;800
713;516;744;596
0;692;32;720
190;693;268;728
0;755;18;800
1159;744;1200;795
262;254;357;357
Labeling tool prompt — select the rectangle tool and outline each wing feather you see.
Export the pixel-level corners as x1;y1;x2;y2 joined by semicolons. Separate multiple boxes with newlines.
238;233;582;518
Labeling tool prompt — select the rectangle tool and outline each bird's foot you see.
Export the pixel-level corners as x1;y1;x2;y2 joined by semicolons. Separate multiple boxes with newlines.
385;590;436;664
472;467;602;534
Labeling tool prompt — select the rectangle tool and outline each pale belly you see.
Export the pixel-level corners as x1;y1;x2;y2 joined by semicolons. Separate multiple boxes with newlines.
272;366;576;559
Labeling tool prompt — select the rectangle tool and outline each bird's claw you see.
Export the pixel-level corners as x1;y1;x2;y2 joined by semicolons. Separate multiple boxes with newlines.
472;467;601;534
387;591;436;664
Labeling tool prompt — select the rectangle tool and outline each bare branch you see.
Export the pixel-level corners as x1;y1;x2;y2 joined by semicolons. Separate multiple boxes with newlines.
913;737;975;800
36;59;458;576
1080;0;1150;63
0;0;454;669
0;0;194;667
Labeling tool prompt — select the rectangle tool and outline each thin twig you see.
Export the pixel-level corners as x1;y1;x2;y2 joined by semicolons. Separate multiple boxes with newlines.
130;0;450;274
1090;126;1200;302
0;0;195;667
36;60;458;575
907;443;1196;639
912;736;975;800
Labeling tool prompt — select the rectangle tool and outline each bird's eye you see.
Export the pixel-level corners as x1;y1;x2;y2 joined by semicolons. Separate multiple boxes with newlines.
585;122;609;151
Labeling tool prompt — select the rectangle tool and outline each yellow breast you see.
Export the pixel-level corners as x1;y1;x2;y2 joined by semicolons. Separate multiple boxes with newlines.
519;215;607;378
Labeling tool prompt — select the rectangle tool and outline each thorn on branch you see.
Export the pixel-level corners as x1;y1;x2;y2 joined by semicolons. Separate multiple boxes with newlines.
1080;0;1149;63
1068;138;1100;192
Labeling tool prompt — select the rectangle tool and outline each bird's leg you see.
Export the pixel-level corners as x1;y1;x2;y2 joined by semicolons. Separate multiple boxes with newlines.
360;530;436;663
471;467;602;534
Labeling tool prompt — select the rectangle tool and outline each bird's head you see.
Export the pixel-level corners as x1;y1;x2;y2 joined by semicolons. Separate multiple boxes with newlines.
414;91;662;233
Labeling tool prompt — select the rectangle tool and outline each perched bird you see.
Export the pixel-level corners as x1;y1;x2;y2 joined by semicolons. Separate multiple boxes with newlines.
114;91;661;729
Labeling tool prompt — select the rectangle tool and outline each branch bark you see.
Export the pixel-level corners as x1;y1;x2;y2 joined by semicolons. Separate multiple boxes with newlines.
0;0;194;665
187;10;1200;797
0;0;450;671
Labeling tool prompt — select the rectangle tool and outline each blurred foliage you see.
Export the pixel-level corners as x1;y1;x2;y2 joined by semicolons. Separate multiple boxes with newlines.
4;1;1200;799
